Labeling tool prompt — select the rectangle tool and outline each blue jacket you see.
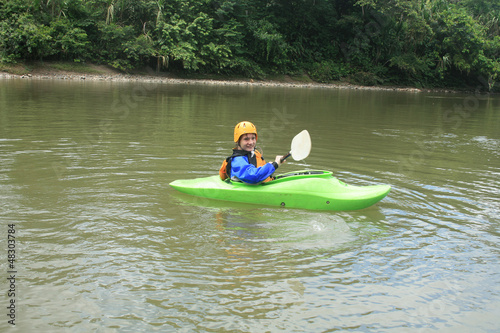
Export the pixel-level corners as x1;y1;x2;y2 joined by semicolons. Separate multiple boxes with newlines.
230;153;277;184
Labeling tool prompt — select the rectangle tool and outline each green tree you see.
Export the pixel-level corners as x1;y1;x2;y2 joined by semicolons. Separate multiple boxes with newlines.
155;2;234;72
434;5;499;88
0;0;498;90
50;18;90;62
0;12;54;62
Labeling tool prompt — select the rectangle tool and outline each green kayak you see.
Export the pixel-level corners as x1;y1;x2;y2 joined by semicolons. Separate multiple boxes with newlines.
170;170;390;211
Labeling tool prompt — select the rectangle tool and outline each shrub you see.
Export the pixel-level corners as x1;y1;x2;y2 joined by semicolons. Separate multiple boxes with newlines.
308;60;349;83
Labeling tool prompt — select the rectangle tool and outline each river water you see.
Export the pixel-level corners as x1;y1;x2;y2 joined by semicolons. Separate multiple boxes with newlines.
0;78;499;332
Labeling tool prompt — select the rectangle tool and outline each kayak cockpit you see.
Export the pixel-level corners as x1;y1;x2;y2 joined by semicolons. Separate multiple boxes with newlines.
228;170;334;187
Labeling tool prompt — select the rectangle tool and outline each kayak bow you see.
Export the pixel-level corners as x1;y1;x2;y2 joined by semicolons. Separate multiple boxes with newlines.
169;170;390;211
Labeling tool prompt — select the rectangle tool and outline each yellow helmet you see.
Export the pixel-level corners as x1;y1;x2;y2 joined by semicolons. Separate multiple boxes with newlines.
234;121;257;143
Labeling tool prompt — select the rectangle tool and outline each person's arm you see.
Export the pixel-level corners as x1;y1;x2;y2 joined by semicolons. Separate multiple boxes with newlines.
231;156;277;184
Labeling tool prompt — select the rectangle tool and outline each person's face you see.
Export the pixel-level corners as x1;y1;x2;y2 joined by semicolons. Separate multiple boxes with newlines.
239;133;256;152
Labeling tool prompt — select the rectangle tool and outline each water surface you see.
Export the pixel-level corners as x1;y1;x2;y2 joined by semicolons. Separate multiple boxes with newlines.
0;78;499;332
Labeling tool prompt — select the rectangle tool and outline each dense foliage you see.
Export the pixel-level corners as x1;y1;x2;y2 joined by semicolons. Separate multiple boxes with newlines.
1;0;499;90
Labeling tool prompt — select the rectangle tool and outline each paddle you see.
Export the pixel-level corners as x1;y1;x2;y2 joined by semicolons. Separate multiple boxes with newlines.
280;130;311;163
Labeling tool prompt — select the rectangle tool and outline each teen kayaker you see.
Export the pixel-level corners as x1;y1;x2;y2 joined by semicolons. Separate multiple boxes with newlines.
219;121;285;184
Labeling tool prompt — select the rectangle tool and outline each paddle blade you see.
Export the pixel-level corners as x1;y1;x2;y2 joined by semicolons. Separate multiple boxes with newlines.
290;130;311;161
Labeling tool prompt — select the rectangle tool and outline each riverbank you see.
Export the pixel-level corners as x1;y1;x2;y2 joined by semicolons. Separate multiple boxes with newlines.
0;62;462;94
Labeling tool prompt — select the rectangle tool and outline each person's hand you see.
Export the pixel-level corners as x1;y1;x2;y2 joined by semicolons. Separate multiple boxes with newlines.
275;155;286;165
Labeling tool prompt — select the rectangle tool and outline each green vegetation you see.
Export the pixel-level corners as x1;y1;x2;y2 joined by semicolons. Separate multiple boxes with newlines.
1;0;499;91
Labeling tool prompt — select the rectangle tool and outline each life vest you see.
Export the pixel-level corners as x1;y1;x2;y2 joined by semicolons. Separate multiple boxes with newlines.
219;149;273;182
